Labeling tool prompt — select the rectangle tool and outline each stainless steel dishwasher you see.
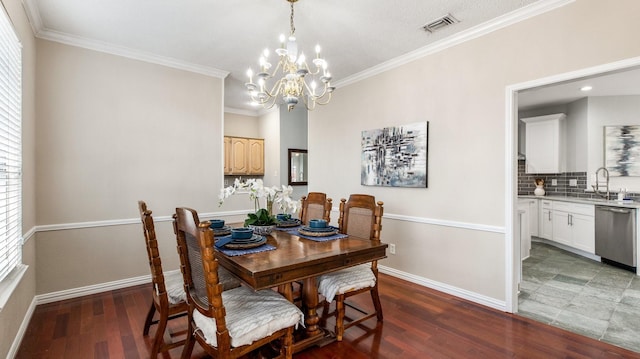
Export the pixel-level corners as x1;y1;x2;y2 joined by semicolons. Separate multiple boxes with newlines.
595;205;636;271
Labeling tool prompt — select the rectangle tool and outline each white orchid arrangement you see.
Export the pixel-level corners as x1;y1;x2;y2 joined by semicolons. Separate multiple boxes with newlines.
219;178;299;225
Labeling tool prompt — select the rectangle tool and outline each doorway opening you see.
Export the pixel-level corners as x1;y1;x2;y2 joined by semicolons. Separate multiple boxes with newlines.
507;57;640;352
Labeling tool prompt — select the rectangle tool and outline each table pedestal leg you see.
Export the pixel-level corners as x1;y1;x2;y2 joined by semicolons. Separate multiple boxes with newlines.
302;277;321;337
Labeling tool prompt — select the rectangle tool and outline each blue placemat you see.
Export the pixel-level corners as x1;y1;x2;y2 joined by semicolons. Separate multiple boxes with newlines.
276;225;302;232
293;230;348;242
216;243;276;256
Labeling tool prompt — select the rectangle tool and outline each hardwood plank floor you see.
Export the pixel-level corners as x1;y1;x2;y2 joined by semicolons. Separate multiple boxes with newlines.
15;273;640;358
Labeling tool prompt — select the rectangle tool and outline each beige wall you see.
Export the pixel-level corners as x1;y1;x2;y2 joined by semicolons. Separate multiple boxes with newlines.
309;0;640;301
0;0;37;357
34;40;226;292
224;112;259;138
259;109;281;188
5;0;640;354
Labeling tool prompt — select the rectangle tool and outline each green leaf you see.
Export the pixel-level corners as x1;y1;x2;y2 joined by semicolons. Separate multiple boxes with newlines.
244;208;276;226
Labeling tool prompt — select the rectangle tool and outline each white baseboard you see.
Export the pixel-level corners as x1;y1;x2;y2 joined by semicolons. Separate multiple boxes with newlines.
32;266;505;312
35;274;152;305
378;265;507;312
6;296;37;359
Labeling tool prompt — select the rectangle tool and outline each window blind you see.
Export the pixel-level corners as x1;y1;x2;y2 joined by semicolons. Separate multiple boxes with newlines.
0;6;22;284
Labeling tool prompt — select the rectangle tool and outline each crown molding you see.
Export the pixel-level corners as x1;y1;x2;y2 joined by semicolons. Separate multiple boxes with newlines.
22;0;228;79
224;107;260;117
21;0;42;36
334;0;575;89
36;29;229;78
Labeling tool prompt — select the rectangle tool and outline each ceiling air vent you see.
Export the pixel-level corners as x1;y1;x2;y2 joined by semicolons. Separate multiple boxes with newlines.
422;13;459;33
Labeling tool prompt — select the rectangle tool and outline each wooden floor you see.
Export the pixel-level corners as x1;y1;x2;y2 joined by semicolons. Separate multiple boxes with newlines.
15;273;640;358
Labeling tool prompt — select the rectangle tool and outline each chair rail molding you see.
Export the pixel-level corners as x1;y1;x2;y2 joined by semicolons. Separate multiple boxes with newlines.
34;211;505;234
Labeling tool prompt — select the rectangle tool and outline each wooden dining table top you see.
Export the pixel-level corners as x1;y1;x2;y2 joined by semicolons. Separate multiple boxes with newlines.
214;229;388;290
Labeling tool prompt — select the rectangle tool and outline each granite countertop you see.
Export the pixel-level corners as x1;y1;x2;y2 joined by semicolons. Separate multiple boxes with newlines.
518;195;640;209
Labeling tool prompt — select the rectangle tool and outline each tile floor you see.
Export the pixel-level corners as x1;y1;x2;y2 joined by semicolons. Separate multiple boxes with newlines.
519;240;640;353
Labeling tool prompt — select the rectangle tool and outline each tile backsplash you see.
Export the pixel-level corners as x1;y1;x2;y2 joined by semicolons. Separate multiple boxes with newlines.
517;160;638;201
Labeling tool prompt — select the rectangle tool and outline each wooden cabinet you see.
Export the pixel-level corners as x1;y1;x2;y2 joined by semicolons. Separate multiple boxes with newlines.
522;113;566;174
248;139;264;174
224;137;232;174
230;137;249;174
224;136;264;175
550;201;595;253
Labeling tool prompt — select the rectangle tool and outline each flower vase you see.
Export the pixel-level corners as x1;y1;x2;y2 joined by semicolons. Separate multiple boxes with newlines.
248;224;276;236
534;185;545;196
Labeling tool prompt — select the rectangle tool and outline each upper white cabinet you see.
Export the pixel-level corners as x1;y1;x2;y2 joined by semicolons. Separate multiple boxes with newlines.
522;113;566;174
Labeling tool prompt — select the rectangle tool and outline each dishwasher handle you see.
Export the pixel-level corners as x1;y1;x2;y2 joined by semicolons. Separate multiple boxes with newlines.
596;206;633;214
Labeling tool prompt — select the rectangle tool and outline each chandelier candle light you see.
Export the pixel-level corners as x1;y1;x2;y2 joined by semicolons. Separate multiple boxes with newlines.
245;0;335;111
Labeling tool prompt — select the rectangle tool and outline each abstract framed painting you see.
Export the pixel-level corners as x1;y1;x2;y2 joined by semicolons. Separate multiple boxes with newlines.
361;122;428;187
605;125;640;177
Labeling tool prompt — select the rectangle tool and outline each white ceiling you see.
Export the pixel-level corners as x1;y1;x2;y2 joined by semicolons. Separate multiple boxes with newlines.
25;0;640;114
518;66;640;111
25;0;554;113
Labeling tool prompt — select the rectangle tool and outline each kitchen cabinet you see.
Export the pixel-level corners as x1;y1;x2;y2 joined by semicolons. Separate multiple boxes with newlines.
522;113;566;174
550;201;595;253
517;202;531;261
224;136;264;175
224;137;232;174
525;198;539;237
248;139;264;174
540;200;553;240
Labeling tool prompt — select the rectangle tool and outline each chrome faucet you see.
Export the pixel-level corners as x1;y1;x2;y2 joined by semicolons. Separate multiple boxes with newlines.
592;167;610;199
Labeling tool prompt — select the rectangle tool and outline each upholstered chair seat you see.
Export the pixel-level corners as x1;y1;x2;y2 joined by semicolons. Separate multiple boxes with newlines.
318;264;376;303
192;285;303;348
163;270;187;305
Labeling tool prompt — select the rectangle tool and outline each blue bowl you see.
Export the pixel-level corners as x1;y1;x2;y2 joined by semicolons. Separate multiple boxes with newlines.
276;213;291;221
209;219;225;229
231;228;253;239
309;219;328;228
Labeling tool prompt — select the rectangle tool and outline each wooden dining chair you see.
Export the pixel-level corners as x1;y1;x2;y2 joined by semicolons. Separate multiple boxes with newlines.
317;194;384;341
299;192;332;225
174;207;303;359
138;201;189;358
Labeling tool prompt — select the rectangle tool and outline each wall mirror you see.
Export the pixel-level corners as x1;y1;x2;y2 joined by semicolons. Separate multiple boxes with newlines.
288;149;308;185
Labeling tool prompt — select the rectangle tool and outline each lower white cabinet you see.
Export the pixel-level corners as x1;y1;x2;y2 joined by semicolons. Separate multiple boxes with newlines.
527;199;539;237
550;202;595;253
517;201;531;260
540;200;553;240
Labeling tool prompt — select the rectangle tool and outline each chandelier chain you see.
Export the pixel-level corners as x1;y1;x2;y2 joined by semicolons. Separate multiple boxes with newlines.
289;1;295;36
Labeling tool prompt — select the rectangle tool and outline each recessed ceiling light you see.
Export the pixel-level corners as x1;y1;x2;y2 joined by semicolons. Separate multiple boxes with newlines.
580;86;593;92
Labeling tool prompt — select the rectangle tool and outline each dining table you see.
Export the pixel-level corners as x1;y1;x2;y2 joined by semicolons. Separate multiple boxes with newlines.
214;226;388;353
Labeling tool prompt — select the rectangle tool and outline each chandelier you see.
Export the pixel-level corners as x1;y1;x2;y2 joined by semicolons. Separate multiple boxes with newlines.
245;0;335;111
